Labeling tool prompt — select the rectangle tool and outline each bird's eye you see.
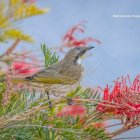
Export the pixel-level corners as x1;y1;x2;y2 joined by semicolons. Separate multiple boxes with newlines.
81;50;86;54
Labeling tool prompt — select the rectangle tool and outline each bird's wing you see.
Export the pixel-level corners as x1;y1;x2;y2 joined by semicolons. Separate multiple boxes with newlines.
26;62;74;84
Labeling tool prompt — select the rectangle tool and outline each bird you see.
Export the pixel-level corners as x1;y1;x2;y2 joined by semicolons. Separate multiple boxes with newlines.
22;46;94;99
1;46;94;106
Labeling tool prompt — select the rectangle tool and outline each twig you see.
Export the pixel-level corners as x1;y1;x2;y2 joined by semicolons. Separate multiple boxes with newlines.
74;98;123;109
104;123;123;129
110;124;140;138
0;97;65;129
0;39;20;58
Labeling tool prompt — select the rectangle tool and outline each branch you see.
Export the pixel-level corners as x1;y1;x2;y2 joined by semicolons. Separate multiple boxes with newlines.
110;123;140;138
0;97;65;129
0;39;20;58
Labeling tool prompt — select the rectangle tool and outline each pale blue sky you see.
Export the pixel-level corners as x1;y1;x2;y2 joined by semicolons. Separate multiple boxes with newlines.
1;0;140;138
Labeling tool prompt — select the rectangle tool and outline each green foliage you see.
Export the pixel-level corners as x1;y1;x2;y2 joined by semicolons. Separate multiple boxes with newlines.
47;117;109;140
41;44;59;68
0;46;109;140
0;86;109;140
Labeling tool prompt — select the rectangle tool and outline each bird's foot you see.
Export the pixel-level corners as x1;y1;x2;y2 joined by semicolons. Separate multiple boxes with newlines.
46;91;53;110
67;98;73;106
48;101;53;110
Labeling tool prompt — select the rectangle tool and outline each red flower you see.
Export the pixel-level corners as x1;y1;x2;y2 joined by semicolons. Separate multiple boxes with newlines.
57;104;86;118
58;21;101;52
92;122;106;129
12;61;39;76
97;74;140;118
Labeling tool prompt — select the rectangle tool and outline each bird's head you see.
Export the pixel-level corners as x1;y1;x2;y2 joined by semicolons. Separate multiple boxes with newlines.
64;46;94;64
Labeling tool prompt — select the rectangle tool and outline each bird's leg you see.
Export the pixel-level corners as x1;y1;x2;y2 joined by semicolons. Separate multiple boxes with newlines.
46;91;52;109
67;98;73;106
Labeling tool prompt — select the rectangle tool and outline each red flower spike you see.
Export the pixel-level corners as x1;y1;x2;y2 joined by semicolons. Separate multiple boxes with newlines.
92;122;106;129
13;62;29;71
62;22;101;49
103;85;109;100
12;61;39;76
57;104;86;119
97;74;140;118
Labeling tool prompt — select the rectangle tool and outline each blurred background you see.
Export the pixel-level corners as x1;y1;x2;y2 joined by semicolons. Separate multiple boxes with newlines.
1;0;140;138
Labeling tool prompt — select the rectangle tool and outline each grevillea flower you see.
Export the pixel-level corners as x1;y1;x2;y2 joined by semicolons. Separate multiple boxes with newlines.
57;104;86;118
92;122;106;129
97;74;140;118
58;21;101;52
12;61;39;76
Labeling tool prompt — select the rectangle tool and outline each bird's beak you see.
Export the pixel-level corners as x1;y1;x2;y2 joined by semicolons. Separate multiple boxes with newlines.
86;46;94;51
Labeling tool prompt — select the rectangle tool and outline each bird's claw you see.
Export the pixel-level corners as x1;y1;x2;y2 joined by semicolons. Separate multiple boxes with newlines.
67;98;73;106
46;90;53;110
48;101;53;110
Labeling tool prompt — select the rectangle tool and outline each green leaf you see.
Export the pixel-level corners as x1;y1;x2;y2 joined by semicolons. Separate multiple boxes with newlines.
41;43;59;68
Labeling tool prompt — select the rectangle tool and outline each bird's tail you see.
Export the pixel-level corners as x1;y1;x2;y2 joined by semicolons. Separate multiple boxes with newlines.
0;77;26;83
13;78;26;83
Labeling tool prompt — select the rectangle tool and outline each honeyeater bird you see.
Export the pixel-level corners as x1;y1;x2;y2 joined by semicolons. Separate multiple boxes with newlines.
8;46;94;99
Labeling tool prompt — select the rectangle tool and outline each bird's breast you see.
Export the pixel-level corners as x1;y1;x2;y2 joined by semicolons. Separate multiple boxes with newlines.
59;64;84;83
